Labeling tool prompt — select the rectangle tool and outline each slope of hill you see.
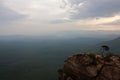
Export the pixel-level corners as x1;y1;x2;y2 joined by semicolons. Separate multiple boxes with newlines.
100;37;120;53
91;37;120;53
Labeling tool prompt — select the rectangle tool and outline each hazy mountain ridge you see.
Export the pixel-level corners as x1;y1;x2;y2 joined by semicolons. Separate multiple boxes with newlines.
96;37;120;53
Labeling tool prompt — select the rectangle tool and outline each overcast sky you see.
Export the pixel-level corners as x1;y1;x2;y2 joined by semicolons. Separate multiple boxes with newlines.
0;0;120;36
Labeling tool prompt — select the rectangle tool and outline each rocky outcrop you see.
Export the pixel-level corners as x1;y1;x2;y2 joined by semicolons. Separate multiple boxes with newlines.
58;53;120;80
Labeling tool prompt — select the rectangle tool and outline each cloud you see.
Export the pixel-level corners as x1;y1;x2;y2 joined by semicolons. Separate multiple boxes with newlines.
62;0;120;19
2;0;71;24
0;3;26;25
50;19;69;24
0;0;119;36
103;19;120;25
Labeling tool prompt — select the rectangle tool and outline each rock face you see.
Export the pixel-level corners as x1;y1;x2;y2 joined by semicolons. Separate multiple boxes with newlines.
58;53;120;80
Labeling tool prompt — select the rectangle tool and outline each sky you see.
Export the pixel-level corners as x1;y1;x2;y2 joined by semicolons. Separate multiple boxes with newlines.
0;0;120;36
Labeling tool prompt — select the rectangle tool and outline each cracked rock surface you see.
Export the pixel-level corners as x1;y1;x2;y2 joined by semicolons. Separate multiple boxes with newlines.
58;53;120;80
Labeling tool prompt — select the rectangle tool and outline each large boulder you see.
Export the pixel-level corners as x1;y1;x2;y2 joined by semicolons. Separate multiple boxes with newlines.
58;53;120;80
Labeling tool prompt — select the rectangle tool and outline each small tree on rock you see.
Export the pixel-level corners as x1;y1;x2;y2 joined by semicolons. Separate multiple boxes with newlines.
100;45;110;56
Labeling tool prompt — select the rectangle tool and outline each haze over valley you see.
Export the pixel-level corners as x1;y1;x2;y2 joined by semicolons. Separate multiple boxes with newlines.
0;0;120;80
0;35;119;80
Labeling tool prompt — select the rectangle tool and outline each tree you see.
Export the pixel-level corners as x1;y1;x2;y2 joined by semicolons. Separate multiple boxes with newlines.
100;45;110;56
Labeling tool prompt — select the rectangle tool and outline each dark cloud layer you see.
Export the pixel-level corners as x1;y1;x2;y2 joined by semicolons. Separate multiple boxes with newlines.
0;3;26;25
63;0;120;19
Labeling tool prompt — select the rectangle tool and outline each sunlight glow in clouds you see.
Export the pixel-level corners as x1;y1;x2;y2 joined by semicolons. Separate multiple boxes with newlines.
0;0;120;36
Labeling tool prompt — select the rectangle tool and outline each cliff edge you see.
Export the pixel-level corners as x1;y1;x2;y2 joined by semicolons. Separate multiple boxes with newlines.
58;53;120;80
